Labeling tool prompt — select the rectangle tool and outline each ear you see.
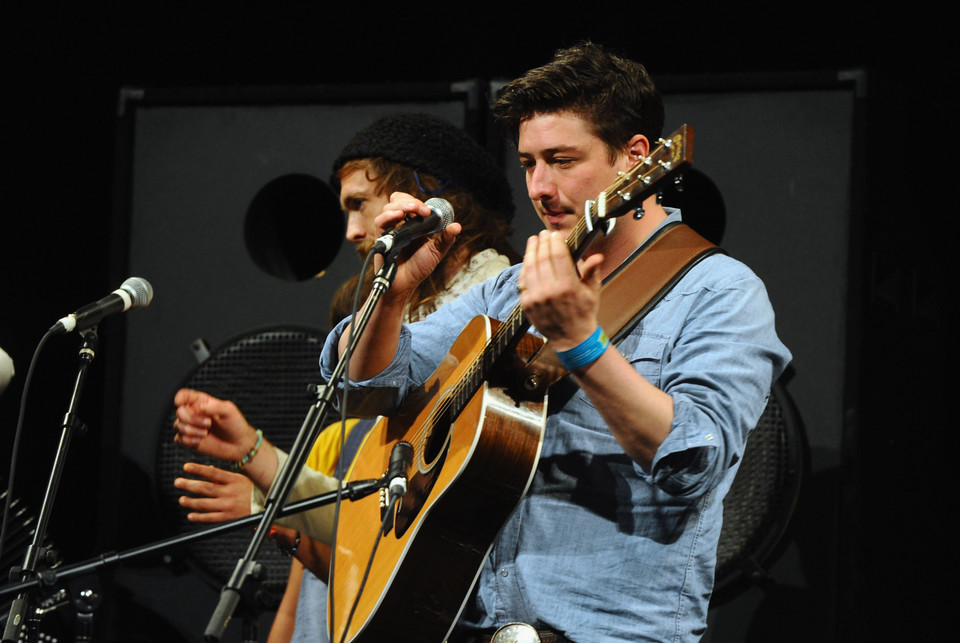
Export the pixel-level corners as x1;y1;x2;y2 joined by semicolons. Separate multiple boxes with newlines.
627;134;650;160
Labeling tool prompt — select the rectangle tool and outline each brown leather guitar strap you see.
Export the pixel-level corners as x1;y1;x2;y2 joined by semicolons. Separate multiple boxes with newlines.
600;221;722;343
528;221;723;384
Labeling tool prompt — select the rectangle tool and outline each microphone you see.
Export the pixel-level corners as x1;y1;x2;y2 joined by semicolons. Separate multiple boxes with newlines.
386;441;414;504
0;346;13;395
52;277;154;334
371;197;455;254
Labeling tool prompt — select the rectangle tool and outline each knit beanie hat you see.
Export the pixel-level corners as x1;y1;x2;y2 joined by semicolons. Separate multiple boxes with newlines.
331;112;515;222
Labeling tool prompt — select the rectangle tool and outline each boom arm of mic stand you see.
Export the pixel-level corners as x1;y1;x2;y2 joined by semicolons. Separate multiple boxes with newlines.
203;258;399;642
0;478;384;604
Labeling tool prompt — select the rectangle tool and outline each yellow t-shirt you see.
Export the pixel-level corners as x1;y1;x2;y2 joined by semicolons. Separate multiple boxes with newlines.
306;418;364;477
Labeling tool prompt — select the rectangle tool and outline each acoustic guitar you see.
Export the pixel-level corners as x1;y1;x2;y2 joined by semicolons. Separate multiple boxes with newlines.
329;125;695;643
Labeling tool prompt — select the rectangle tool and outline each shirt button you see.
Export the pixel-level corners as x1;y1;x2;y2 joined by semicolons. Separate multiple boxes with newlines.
500;569;509;577
705;434;715;440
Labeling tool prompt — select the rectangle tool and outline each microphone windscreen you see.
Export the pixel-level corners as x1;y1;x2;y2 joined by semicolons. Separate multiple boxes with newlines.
0;346;13;394
121;277;154;309
424;197;455;227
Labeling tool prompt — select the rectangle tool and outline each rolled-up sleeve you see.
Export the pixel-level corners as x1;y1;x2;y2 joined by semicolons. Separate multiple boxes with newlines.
250;446;341;543
318;271;515;415
318;320;417;417
645;265;791;498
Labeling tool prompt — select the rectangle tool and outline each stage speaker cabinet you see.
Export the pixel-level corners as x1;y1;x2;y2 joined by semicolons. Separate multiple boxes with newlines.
98;81;503;640
99;72;877;641
658;72;865;642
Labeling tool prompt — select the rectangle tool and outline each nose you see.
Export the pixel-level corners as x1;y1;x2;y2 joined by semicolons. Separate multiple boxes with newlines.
345;212;367;243
526;162;556;203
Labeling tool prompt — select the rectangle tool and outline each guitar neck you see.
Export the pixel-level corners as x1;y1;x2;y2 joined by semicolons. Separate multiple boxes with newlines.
451;305;528;416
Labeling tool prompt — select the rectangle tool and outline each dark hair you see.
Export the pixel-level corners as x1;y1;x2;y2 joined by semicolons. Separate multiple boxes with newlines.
492;41;665;160
337;158;520;320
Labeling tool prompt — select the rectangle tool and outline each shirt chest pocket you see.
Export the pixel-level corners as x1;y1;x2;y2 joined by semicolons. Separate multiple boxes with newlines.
577;331;669;409
619;331;669;384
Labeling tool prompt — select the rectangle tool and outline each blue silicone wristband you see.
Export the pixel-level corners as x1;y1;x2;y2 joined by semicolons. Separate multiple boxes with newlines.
555;326;609;371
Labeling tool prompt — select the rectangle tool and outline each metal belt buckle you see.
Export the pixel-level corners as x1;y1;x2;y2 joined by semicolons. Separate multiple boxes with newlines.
491;622;540;643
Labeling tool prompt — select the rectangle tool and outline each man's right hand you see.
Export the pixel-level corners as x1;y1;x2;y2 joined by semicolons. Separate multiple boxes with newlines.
373;192;462;301
172;388;258;462
338;192;462;381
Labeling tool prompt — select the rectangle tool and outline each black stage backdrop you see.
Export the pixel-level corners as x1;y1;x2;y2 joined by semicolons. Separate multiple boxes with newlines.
1;4;954;642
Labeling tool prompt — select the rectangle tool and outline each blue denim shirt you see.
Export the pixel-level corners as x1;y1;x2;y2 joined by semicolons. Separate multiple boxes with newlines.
292;569;329;643
319;212;791;642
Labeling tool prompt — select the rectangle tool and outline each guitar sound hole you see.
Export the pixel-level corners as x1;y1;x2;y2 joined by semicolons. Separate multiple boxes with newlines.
421;409;452;468
397;408;451;538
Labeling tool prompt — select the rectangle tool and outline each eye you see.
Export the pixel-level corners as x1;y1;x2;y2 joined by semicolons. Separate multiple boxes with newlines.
344;197;365;212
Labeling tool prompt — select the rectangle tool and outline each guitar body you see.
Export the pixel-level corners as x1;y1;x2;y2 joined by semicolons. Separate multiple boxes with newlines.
329;315;548;643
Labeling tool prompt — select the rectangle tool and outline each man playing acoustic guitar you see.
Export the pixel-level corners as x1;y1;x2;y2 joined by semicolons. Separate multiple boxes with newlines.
175;42;791;642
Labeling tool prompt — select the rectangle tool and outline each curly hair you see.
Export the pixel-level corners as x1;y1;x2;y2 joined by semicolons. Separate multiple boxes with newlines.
337;158;520;320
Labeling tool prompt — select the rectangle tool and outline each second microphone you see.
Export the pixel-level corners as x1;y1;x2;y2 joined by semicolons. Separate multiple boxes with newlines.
371;197;455;255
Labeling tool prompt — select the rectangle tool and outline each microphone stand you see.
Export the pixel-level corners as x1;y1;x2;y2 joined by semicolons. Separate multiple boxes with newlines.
0;480;385;604
0;480;384;643
3;328;99;643
203;257;400;642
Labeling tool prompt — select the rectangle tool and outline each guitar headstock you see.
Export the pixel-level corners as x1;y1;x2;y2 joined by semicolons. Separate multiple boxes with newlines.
593;124;694;221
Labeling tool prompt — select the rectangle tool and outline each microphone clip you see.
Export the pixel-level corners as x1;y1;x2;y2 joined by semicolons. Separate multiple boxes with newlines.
380;441;413;534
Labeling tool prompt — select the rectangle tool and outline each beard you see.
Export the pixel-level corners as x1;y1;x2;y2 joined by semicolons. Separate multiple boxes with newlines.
355;238;375;260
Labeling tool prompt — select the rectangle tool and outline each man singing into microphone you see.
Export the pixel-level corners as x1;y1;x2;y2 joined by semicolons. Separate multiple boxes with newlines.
176;43;791;642
172;112;519;642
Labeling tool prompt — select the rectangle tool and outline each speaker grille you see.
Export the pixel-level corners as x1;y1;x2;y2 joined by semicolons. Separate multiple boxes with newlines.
154;325;328;602
714;380;804;595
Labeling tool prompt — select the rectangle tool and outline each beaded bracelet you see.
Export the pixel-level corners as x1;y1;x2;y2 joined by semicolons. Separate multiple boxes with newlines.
555;326;610;371
288;531;301;557
232;429;263;472
268;527;301;557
